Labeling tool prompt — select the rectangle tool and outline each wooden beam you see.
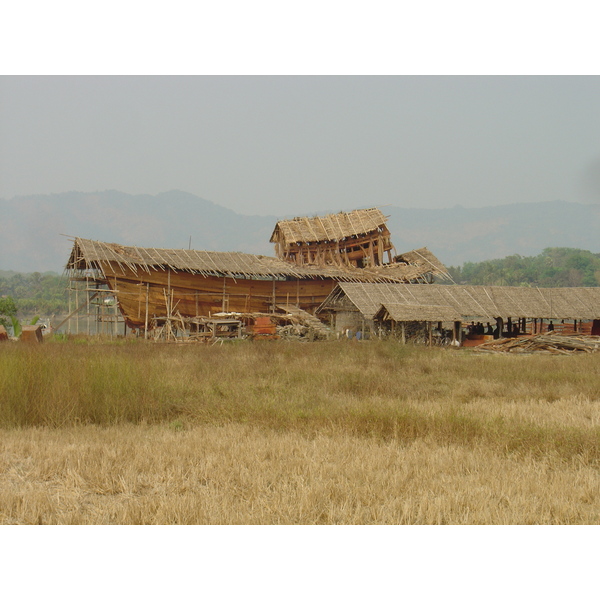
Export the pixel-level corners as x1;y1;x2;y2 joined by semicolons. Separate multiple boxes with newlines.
55;292;99;332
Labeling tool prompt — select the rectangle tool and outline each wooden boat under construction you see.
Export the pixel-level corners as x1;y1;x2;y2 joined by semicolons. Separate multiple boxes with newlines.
63;208;450;336
65;238;450;333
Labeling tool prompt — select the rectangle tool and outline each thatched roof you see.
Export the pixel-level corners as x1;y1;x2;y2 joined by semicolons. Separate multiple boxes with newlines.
366;247;451;281
67;237;308;279
270;208;388;245
318;282;600;320
375;303;462;322
66;238;449;284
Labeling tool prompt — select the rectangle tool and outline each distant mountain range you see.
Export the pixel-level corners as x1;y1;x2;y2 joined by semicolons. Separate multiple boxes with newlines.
1;190;599;273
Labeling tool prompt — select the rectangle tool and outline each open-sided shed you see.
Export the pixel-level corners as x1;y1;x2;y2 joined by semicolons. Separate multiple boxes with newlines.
317;282;600;338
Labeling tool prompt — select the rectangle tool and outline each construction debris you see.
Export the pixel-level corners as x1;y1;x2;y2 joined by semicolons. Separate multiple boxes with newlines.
473;333;600;354
276;304;331;339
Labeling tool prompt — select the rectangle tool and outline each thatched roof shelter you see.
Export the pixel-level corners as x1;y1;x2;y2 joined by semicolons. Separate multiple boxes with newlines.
318;282;600;321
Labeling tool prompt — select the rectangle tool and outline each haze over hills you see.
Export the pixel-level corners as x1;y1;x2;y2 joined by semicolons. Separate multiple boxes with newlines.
1;190;600;273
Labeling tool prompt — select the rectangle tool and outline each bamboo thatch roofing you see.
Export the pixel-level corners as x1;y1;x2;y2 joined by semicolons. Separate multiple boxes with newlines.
367;247;451;281
270;208;388;245
318;282;600;321
375;303;462;322
66;238;449;284
396;248;448;274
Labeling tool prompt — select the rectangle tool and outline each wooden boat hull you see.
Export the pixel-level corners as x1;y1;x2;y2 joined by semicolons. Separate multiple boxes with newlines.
101;262;336;329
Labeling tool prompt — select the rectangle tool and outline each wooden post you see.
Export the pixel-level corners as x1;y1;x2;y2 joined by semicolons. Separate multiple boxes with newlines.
54;292;100;333
167;270;171;316
75;284;79;334
401;322;406;345
113;277;118;338
86;275;90;336
96;292;99;336
114;293;118;337
144;283;149;340
68;285;72;335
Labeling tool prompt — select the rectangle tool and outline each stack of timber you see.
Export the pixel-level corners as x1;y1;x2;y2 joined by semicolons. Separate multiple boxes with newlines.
276;304;331;339
473;333;600;354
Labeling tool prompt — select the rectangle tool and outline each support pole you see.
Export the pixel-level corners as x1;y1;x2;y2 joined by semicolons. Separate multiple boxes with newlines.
113;277;118;338
68;285;72;335
54;292;100;332
86;274;90;336
144;283;149;340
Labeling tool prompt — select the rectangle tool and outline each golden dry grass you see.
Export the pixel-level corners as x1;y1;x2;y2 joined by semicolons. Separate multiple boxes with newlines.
1;424;599;524
1;339;599;524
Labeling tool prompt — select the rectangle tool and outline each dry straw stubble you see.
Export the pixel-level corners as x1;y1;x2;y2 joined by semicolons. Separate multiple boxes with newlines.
1;339;599;524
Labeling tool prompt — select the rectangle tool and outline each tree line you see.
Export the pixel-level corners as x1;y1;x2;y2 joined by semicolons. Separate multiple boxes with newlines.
0;271;68;318
445;247;600;287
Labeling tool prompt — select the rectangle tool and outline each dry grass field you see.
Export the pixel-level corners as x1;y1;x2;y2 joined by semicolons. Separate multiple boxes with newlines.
1;338;599;524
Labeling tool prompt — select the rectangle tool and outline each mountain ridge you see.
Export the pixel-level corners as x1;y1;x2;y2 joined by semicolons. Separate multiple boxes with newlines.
2;191;599;272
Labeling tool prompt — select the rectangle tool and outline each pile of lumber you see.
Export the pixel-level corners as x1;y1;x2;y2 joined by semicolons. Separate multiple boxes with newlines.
473;333;600;354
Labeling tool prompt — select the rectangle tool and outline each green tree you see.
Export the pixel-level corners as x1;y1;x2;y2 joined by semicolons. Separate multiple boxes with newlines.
445;248;600;288
0;296;17;329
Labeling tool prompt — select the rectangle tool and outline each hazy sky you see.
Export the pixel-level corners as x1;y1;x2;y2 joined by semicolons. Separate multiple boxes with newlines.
2;76;600;215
